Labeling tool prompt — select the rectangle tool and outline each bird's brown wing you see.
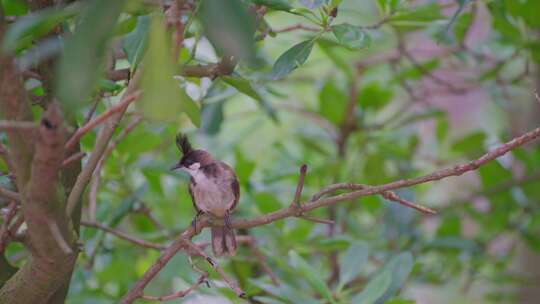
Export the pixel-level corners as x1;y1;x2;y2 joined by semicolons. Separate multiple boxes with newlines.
230;178;240;211
188;178;201;213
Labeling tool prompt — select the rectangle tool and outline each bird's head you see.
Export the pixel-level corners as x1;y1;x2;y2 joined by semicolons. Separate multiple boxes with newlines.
171;133;213;176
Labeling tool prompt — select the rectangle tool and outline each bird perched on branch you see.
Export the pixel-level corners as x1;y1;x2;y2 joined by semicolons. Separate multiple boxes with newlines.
171;133;240;256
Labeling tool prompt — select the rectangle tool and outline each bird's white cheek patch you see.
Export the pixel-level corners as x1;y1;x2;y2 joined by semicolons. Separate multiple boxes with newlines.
189;162;200;170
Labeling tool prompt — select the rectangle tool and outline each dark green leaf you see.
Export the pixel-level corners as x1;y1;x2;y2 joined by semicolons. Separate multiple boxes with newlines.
332;23;371;50
199;0;256;61
2;3;81;52
250;0;292;11
271;40;314;80
123;15;150;71
55;0;125;114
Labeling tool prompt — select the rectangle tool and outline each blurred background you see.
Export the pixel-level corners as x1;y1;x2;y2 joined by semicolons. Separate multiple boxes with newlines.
1;0;540;303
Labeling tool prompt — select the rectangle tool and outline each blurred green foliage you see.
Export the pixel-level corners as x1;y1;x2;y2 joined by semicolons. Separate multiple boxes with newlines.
2;0;540;303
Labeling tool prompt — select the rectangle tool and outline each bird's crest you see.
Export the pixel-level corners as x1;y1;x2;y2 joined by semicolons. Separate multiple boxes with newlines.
176;133;193;155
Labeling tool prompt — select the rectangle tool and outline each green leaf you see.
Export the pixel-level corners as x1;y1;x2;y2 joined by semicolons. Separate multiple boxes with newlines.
200;100;224;135
389;3;443;22
451;131;486;158
358;82;393;110
271;40;314;80
221;76;277;121
255;192;282;213
199;0;256;61
55;0;125;114
2;3;81;52
138;15;200;126
436;117;449;143
1;0;27;16
351;270;392;304
114;15;138;36
235;150;255;182
123;15;150;71
319;78;347;125
377;252;414;303
289;251;336;304
453;12;472;43
250;0;292;11
339;241;369;289
436;214;461;237
332;23;371;50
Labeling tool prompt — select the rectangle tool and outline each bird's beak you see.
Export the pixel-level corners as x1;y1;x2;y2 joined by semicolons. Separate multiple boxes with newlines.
170;163;183;171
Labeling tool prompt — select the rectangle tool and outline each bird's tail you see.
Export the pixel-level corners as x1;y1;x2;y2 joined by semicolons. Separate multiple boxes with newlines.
211;226;236;256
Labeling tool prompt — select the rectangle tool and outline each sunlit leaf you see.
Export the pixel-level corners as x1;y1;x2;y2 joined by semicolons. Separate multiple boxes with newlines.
138;15;200;126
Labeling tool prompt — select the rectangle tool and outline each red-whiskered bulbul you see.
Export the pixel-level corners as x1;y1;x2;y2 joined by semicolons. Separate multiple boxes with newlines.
171;134;239;256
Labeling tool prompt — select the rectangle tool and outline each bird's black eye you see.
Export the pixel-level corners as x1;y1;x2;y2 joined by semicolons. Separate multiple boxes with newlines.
180;156;193;166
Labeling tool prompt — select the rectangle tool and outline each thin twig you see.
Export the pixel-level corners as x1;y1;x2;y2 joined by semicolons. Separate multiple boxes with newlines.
291;164;307;207
88;115;142;221
182;238;246;298
140;274;207;301
311;183;436;214
0;186;20;202
66;74;141;218
65;91;141;151
0;120;35;132
0;201;17;253
61;152;86;168
246;237;280;286
272;23;319;33
81;220;167;250
47;219;73;254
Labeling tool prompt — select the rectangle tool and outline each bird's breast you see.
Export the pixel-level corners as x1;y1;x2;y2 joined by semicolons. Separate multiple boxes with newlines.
191;173;235;218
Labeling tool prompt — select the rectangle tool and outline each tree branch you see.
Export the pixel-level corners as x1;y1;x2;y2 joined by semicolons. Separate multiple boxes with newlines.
81;220;166;250
66;73;141;218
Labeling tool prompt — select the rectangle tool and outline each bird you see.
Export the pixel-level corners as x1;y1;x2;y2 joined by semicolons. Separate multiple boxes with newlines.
171;133;240;256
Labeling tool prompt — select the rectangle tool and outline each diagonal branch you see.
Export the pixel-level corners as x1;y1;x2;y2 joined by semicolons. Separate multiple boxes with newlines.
66;73;141;218
121;125;540;303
